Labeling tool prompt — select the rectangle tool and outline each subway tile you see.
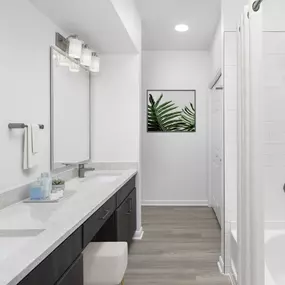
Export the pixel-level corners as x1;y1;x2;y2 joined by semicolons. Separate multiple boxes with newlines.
264;32;285;54
224;32;238;66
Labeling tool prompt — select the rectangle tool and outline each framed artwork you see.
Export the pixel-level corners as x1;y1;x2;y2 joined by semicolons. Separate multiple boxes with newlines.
147;90;196;133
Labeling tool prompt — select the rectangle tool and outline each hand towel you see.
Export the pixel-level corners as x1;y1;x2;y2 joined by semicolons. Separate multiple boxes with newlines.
23;127;28;170
23;124;38;170
31;124;40;154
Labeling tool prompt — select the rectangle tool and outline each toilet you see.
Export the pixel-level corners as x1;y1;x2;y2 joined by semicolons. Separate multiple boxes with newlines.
83;242;128;285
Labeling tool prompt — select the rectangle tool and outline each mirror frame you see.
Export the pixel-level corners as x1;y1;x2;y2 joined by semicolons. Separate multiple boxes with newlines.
50;46;92;172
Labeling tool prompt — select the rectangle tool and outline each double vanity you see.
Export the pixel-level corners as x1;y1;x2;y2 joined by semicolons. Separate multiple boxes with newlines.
0;169;137;285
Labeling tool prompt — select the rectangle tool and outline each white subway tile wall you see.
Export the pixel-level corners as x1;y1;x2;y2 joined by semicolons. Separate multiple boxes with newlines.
263;32;285;221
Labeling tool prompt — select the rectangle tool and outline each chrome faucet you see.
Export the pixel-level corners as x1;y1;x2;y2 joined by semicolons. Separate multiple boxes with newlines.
78;164;95;178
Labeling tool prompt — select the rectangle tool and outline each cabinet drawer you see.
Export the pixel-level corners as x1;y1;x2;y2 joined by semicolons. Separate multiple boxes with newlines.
116;176;136;207
19;227;82;285
55;255;83;285
83;195;116;248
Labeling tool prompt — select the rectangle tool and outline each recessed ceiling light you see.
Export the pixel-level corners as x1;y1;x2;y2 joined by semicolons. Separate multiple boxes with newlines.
175;24;189;32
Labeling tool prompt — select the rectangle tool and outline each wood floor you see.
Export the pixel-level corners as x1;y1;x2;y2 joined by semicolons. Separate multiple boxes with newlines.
125;207;231;285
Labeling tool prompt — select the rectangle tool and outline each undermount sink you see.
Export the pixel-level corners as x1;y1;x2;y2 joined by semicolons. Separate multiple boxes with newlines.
0;229;45;238
80;173;121;184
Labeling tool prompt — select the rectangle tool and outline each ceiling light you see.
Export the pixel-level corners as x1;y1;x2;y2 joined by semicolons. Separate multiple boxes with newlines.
80;45;92;67
175;24;189;32
68;35;83;59
90;53;100;73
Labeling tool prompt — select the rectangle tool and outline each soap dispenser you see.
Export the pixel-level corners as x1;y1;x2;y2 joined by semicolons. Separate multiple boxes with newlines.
41;172;52;199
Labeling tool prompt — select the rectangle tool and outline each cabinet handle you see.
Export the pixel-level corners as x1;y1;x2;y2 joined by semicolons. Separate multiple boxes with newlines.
100;209;110;220
127;198;133;214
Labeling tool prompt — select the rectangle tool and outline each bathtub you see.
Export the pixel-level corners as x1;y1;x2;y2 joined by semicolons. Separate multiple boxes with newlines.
265;230;285;285
230;227;285;285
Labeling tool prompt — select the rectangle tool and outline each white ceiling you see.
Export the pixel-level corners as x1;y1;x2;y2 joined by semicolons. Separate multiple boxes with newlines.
135;0;221;51
30;0;137;53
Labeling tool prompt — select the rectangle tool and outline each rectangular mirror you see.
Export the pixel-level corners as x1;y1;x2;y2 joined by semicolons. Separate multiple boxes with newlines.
50;47;91;171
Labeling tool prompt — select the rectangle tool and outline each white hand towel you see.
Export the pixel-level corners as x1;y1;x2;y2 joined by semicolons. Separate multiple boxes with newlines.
23;127;28;170
31;124;40;154
23;124;38;170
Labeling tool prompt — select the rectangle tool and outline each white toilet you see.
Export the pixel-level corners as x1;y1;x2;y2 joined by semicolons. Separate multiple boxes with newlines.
83;242;128;285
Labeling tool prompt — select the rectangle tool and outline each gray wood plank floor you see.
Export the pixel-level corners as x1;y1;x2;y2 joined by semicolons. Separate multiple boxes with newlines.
125;207;231;285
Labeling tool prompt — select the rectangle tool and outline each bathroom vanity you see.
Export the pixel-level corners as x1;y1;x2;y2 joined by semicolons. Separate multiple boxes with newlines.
0;46;138;285
0;170;137;285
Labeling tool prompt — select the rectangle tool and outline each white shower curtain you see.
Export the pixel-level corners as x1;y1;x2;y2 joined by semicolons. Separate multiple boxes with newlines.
237;4;264;285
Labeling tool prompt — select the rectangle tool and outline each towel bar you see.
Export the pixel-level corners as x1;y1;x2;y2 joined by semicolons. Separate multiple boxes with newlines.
8;123;44;130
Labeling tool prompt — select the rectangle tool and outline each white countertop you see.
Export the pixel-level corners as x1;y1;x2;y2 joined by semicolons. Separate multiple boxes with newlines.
0;169;137;285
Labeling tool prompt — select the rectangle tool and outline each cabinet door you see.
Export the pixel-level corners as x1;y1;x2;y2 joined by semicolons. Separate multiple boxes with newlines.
128;188;137;240
116;198;131;243
56;255;83;285
19;227;82;285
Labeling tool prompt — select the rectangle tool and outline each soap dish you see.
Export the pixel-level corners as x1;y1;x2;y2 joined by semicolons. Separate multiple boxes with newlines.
24;197;60;203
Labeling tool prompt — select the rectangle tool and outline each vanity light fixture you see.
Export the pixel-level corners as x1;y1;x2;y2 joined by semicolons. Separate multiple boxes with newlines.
68;35;83;59
175;24;189;32
90;53;100;73
57;54;70;67
55;33;100;73
80;45;92;67
69;61;80;72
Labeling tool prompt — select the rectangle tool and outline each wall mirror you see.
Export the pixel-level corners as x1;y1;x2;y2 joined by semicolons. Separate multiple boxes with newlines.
50;47;91;171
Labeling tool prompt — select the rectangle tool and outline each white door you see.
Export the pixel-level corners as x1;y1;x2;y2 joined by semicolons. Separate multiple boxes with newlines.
210;81;224;226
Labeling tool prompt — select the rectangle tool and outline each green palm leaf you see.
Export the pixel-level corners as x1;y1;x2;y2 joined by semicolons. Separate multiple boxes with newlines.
178;103;196;132
148;94;182;132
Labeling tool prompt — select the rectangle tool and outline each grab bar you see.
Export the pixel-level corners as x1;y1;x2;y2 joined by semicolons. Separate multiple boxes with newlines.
8;123;44;129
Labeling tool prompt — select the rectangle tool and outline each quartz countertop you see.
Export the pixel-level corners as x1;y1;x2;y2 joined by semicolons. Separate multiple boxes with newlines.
0;169;137;285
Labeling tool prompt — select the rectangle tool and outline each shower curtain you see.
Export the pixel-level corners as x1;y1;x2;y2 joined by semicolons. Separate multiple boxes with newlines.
237;4;264;285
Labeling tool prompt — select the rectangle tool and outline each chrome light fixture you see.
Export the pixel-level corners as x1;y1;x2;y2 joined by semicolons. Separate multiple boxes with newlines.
68;35;83;59
69;61;80;72
80;44;92;67
57;54;70;67
55;33;100;73
90;53;100;73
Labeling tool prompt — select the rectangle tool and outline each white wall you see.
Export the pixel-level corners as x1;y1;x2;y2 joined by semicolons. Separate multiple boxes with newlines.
110;0;142;52
92;54;140;163
222;0;248;32
210;20;223;79
91;53;142;233
0;0;63;194
142;51;210;205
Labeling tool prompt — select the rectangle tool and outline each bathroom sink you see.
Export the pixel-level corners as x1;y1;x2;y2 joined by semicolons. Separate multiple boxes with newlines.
80;173;121;184
0;229;45;238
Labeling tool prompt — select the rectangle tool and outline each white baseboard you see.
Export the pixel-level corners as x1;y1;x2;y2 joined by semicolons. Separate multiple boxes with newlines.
229;261;238;285
133;227;144;240
142;200;208;206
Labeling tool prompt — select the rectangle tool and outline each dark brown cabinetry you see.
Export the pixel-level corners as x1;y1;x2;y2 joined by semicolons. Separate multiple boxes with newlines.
116;188;137;245
55;255;83;285
19;227;83;285
83;195;116;248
